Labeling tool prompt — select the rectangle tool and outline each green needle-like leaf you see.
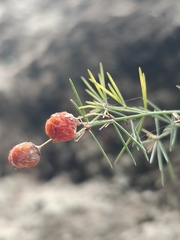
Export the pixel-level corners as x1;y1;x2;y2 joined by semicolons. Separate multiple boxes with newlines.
88;77;123;104
157;142;164;186
88;70;106;101
70;99;88;121
158;141;169;163
107;83;121;100
167;162;175;179
113;123;137;165
130;120;149;161
169;123;177;151
130;120;137;145
85;89;104;103
114;139;131;164
108;109;126;117
69;79;88;122
82;77;103;102
99;63;105;87
115;122;146;152
107;72;126;106
98;63;107;100
113;121;147;164
155;117;160;136
139;67;147;110
149;141;157;163
89;130;113;168
136;117;145;135
157;141;175;179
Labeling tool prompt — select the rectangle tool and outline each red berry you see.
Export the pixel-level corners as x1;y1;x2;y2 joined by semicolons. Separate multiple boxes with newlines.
8;142;41;169
45;111;78;142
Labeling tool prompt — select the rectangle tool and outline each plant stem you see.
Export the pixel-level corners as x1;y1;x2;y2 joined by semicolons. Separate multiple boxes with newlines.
87;110;180;128
37;139;52;149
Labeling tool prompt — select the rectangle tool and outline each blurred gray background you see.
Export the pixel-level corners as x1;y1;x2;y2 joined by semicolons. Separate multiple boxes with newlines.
0;0;180;239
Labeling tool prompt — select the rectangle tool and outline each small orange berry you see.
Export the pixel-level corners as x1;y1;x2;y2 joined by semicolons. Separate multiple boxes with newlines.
8;142;41;169
45;111;78;142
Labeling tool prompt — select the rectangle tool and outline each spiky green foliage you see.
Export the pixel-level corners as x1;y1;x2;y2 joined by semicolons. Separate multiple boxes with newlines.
70;63;180;185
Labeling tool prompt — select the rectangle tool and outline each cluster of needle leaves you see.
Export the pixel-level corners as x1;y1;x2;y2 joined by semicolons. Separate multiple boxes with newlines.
70;63;180;185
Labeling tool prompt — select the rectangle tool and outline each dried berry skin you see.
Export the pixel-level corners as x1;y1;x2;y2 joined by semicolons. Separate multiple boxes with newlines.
45;111;78;142
8;142;41;169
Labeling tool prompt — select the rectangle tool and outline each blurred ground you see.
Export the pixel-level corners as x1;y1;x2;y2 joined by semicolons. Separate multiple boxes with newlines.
0;172;180;240
0;0;180;239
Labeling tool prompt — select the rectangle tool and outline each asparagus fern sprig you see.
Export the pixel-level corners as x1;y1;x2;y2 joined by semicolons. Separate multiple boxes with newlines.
70;63;180;185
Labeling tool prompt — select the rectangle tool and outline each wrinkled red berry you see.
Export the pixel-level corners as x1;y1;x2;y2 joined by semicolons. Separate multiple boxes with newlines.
8;142;41;169
45;111;78;142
